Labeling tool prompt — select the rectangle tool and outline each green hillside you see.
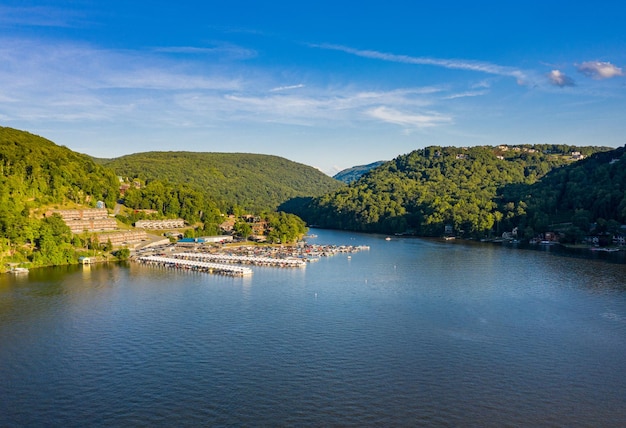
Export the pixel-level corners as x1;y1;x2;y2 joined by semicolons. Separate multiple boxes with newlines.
502;145;626;242
292;144;613;237
0;127;120;267
104;151;343;211
0;127;119;210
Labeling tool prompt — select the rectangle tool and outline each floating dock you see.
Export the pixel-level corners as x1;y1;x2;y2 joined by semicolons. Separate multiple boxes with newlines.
171;252;307;268
136;255;252;277
134;243;369;276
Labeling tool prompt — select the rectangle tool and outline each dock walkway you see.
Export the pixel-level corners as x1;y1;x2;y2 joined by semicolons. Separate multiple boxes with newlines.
136;255;252;276
173;252;307;268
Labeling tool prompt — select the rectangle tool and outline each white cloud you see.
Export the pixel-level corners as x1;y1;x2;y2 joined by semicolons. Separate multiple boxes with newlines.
547;70;575;87
471;80;492;89
442;90;488;100
0;37;242;91
577;61;623;79
218;86;447;127
367;106;452;128
270;84;305;92
313;44;528;84
0;37;452;134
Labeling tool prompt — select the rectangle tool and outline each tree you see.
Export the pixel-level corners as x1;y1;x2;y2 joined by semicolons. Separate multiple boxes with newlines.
115;248;130;260
233;220;252;239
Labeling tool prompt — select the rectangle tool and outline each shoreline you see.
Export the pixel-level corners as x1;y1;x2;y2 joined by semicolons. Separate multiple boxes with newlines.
4;231;626;274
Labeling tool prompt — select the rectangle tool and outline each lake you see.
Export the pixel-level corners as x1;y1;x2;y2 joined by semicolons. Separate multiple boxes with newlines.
1;229;625;427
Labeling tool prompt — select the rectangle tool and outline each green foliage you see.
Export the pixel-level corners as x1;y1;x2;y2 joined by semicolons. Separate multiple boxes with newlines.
0;127;120;267
114;248;131;260
295;145;612;238
504;146;626;239
0;127;120;209
264;211;308;244
122;180;212;223
233;220;253;239
104;151;343;212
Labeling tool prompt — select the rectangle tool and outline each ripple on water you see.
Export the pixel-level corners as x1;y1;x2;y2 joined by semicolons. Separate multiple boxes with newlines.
1;232;626;426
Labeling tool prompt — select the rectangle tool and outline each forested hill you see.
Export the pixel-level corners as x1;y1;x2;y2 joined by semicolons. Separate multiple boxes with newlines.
291;144;613;237
0;127;120;211
0;127;121;267
333;161;386;184
104;151;343;211
503;145;626;242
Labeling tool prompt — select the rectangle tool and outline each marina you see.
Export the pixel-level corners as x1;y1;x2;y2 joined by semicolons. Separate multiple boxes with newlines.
133;242;370;276
171;252;308;268
135;255;253;276
199;243;371;260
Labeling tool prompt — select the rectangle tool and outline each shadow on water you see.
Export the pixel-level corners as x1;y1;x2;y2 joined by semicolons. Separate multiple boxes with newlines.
501;240;626;265
406;233;626;265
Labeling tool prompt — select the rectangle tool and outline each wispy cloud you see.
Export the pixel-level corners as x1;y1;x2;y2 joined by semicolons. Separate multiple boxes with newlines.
217;85;449;128
367;106;452;128
0;37;456;132
577;61;623;79
547;70;576;87
313;43;528;84
0;38;242;92
152;43;257;60
442;90;488;100
270;84;305;92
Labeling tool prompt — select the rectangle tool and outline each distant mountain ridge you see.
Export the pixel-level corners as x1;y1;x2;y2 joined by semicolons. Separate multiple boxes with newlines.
103;151;343;211
333;161;386;183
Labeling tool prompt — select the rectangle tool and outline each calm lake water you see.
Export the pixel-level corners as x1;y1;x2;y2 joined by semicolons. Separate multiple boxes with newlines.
1;229;626;427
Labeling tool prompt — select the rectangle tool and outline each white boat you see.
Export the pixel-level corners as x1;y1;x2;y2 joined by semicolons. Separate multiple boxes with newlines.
9;267;29;274
591;247;620;253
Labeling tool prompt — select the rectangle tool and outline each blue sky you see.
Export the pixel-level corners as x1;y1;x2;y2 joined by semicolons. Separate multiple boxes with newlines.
1;1;625;175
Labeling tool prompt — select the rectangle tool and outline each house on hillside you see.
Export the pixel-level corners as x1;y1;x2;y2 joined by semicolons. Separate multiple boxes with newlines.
47;209;117;233
134;219;185;229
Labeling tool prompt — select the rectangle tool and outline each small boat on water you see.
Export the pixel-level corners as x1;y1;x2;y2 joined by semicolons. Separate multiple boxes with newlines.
591;247;620;253
9;267;29;274
385;237;391;241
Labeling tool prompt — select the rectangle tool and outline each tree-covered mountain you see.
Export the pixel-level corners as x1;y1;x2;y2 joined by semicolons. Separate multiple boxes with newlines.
290;144;614;237
0;127;121;267
104;151;343;212
333;161;386;184
0;127;120;208
501;145;626;242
